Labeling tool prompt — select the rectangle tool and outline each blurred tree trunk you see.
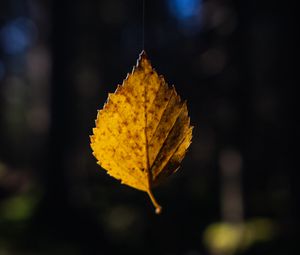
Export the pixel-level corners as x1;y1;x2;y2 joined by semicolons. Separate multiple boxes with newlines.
28;0;107;252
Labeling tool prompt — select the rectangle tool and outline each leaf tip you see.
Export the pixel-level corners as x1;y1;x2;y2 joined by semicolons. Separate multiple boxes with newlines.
137;50;150;67
140;50;147;58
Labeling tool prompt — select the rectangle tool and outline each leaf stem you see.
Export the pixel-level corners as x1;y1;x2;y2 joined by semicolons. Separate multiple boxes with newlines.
147;189;162;214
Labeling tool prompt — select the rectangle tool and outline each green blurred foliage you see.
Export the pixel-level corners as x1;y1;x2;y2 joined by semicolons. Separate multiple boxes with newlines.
203;218;276;255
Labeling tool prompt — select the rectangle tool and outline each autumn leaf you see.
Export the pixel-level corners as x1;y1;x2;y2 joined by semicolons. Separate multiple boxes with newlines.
90;51;193;214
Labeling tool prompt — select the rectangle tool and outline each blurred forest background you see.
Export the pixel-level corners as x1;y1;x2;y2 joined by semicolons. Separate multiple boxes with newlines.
0;0;297;254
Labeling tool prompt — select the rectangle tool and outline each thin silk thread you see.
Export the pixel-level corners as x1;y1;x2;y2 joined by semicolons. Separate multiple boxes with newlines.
142;0;145;50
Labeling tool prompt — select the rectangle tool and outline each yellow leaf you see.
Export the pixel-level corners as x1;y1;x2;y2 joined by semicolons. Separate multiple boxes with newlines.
90;51;193;214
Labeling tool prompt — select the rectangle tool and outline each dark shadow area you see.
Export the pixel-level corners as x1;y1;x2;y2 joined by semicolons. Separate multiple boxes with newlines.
0;0;296;254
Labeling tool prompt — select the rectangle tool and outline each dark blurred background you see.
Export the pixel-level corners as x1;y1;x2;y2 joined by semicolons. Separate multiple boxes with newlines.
0;0;297;254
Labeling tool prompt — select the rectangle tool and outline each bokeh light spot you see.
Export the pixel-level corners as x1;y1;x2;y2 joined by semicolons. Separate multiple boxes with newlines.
0;195;37;221
168;0;202;19
0;17;37;55
167;0;203;34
